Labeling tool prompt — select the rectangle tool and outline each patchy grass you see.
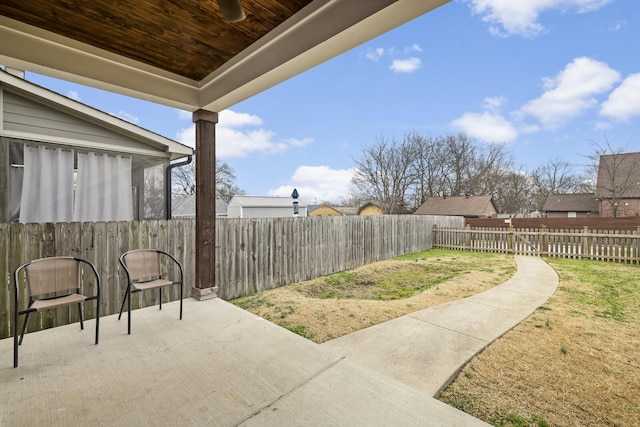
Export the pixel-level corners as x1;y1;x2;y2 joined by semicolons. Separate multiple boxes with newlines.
232;252;640;425
438;258;640;427
231;249;515;343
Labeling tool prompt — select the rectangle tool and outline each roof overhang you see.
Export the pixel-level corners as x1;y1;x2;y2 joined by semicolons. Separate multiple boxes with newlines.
0;0;450;112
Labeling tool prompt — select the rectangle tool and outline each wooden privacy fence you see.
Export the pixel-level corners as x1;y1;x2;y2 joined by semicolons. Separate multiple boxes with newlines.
0;214;463;339
434;225;640;262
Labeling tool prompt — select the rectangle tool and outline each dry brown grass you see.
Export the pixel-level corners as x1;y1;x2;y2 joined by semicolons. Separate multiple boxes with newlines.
231;252;640;426
231;250;516;343
438;258;640;427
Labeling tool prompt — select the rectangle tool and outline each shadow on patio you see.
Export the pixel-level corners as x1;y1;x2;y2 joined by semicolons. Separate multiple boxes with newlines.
1;298;485;426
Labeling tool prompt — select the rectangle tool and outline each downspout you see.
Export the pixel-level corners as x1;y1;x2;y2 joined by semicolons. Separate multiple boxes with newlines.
165;155;193;220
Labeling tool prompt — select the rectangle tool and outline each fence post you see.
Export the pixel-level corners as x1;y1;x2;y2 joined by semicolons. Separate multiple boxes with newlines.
540;225;547;256
582;226;589;258
508;225;514;253
432;224;438;247
465;224;471;249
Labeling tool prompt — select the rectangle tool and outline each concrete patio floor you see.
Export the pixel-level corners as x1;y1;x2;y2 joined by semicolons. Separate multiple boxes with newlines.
0;297;485;426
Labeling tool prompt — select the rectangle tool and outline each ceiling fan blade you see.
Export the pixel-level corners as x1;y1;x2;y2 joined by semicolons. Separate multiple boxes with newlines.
217;0;246;23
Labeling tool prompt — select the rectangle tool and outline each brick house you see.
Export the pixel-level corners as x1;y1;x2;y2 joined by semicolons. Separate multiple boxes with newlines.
595;152;640;217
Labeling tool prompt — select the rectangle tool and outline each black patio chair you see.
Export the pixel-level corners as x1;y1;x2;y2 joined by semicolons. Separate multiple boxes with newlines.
13;256;101;368
118;249;183;334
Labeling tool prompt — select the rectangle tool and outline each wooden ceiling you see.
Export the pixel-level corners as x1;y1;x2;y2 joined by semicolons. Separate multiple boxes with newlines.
0;0;312;81
0;0;452;111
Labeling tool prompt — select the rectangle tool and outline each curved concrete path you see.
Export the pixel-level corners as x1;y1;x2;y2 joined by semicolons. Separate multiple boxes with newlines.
322;255;559;397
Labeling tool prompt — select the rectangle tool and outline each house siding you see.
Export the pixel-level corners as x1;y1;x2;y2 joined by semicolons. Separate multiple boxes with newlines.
310;205;342;216
2;90;156;154
228;206;307;218
359;205;383;216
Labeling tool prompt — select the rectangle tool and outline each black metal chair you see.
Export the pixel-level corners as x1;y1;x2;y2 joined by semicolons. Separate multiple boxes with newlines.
118;249;183;334
13;256;101;368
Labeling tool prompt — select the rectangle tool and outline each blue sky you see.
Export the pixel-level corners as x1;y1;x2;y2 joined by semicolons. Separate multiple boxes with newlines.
26;0;640;205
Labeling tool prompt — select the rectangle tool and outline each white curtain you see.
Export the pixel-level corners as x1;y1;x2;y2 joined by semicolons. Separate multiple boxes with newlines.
19;145;74;223
74;152;133;222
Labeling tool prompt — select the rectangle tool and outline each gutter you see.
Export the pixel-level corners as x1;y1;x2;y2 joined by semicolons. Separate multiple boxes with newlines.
165;155;193;220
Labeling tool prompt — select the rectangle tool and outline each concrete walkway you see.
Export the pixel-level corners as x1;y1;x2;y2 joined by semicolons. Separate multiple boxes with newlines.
322;255;559;396
0;255;557;426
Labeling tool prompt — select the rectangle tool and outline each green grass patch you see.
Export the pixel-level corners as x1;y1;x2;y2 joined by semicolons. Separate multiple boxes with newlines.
294;249;515;301
547;258;640;322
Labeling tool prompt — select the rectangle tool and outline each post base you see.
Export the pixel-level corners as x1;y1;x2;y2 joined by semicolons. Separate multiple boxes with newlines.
191;286;219;301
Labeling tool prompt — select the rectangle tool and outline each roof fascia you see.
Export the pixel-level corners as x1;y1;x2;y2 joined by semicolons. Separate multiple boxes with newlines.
0;71;193;158
0;15;200;110
200;0;450;111
0;0;450;113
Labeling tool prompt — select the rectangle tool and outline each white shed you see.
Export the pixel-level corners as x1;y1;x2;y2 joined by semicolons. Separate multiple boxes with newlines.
227;196;307;218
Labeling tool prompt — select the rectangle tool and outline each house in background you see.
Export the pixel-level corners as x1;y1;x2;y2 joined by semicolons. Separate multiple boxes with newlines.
227;195;307;218
172;194;227;218
358;202;383;216
542;193;599;218
308;204;344;217
414;195;498;218
308;202;383;217
0;68;193;223
595;152;640;217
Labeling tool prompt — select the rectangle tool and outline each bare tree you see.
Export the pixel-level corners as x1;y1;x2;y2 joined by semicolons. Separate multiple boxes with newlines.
529;158;581;210
493;169;532;215
171;157;244;203
352;134;417;214
409;133;447;206
590;138;640;217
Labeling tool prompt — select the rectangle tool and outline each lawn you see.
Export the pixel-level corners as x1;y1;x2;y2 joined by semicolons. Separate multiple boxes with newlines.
438;257;640;427
230;250;640;426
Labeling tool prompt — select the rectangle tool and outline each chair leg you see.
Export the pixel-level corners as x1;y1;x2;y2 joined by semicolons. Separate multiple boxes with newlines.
159;288;162;310
13;310;19;368
18;311;30;345
78;303;85;330
127;285;132;335
179;283;183;320
118;286;129;320
95;296;100;345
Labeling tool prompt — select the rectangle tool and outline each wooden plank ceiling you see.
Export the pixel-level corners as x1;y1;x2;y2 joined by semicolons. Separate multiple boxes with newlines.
0;0;312;81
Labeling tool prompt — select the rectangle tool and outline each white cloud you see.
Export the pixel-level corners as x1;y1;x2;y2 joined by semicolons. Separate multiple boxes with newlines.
177;110;192;120
608;20;627;31
175;109;312;158
600;73;640;122
482;96;506;112
451;111;518;143
366;48;385;61
465;0;614;37
516;57;620;129
67;90;81;101
390;57;421;73
267;165;356;204
110;110;139;124
404;44;423;54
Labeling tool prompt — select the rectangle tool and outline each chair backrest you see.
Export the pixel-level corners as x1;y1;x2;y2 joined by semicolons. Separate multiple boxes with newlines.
121;249;162;282
23;257;81;298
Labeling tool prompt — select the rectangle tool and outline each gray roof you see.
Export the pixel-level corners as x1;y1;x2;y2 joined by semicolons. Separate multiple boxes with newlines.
542;193;598;213
414;195;498;218
229;196;306;208
172;194;227;217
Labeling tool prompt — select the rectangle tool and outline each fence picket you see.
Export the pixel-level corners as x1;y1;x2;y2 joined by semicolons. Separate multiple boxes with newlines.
2;215;458;339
